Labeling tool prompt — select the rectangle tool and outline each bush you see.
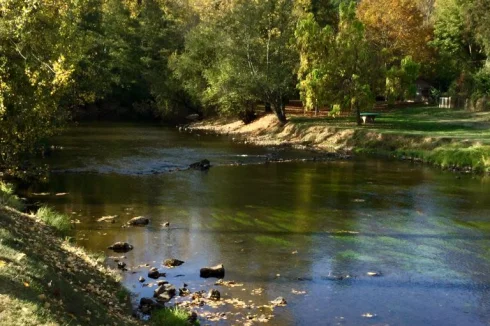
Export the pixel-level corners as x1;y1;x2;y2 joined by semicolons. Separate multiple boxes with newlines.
36;206;72;235
0;181;24;211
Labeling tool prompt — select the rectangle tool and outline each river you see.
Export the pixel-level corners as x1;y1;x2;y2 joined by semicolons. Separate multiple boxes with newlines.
28;122;490;325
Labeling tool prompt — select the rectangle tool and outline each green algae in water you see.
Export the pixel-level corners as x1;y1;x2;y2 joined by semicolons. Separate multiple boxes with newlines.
335;250;376;262
254;235;291;247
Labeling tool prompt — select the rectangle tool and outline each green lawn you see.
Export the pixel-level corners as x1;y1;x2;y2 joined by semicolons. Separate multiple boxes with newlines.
291;107;490;141
289;107;490;172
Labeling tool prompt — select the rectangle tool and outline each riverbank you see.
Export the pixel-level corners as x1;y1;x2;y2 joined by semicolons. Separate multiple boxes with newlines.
0;204;143;325
189;107;490;173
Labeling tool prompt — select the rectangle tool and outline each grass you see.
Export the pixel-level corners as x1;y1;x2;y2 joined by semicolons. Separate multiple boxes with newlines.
0;205;141;325
288;106;490;172
151;307;199;326
0;181;24;211
36;206;72;236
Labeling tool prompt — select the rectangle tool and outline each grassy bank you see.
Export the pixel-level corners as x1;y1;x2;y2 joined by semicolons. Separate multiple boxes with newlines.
190;107;490;173
0;181;199;326
0;205;140;325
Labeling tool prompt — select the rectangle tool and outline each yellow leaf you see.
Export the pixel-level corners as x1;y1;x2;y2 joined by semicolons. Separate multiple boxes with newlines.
24;282;30;287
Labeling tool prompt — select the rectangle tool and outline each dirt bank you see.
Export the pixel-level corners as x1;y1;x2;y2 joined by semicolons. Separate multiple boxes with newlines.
190;114;490;173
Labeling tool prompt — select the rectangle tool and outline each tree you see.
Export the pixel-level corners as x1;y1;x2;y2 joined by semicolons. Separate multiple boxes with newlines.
172;0;298;124
295;1;380;124
357;0;433;66
0;0;82;172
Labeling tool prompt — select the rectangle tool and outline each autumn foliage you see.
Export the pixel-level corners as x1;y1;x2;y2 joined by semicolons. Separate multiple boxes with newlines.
357;0;433;65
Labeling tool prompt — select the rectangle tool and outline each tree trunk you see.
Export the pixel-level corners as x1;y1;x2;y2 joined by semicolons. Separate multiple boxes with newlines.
265;102;272;113
273;102;287;124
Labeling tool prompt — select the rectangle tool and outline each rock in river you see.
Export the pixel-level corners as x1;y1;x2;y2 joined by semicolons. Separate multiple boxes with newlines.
148;267;166;279
154;284;176;298
127;216;149;226
271;297;287;307
189;159;211;171
108;242;133;253
200;264;225;278
207;289;221;301
163;258;185;268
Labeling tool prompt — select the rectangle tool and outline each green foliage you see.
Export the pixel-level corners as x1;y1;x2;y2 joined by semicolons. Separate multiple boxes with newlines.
0;181;24;211
151;307;199;326
36;206;72;236
172;0;298;123
386;56;421;101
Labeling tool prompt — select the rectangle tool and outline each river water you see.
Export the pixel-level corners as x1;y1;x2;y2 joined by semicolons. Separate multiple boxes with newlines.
29;122;490;325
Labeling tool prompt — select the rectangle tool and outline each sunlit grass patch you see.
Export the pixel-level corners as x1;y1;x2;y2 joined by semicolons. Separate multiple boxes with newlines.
36;206;72;235
151;307;199;326
0;181;24;211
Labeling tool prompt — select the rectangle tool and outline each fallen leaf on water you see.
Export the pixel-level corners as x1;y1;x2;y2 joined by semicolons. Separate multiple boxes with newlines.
32;192;50;196
251;288;263;295
23;282;30;287
362;313;376;318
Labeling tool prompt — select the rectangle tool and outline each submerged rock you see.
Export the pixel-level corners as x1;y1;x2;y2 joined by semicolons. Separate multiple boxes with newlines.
271;297;287;306
190;159;211;171
108;242;133;253
117;262;126;270
200;264;225;278
138;276;145;283
139;297;164;314
127;216;149;226
163;258;184;268
157;280;169;286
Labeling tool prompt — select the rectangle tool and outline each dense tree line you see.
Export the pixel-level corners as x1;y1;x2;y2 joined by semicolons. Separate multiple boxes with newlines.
0;0;489;173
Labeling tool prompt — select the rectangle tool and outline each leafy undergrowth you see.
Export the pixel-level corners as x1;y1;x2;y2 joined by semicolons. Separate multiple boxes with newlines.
0;205;140;326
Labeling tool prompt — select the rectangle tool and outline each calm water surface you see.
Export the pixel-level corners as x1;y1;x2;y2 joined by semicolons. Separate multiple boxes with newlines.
30;122;490;325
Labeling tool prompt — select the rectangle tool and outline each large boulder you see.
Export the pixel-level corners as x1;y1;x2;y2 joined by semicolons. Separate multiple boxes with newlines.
189;159;211;171
108;242;133;253
127;216;149;226
200;264;225;278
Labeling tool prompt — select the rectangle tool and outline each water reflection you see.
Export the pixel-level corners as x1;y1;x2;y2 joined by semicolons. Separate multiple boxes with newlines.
28;122;490;325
